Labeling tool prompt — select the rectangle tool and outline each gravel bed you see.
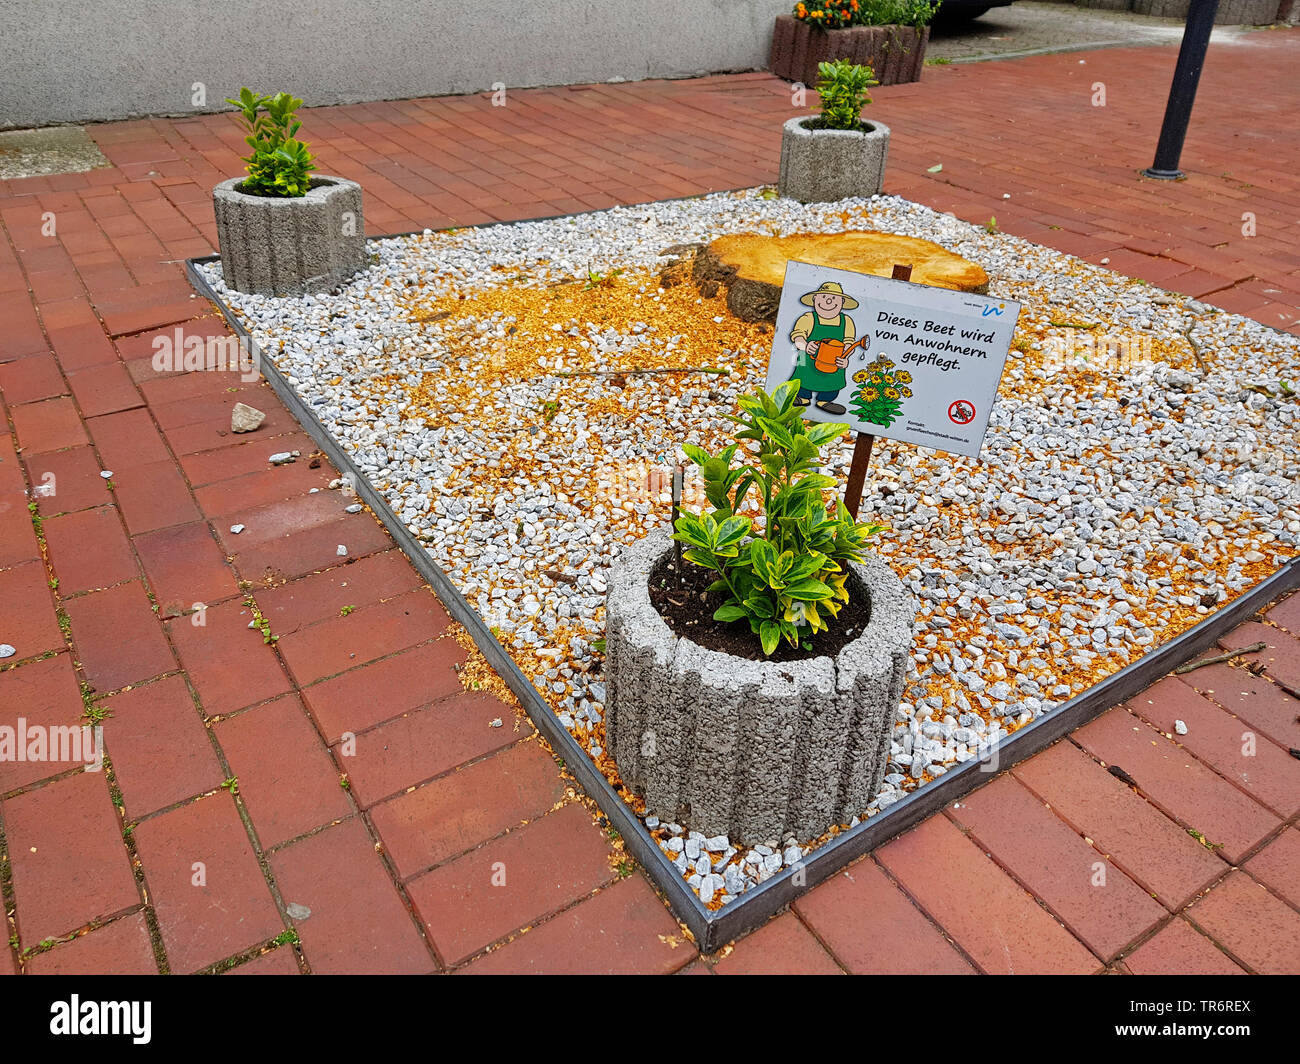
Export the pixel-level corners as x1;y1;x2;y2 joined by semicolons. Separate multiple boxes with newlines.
199;189;1300;906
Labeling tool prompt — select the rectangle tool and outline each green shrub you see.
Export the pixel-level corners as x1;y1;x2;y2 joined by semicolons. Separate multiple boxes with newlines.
816;59;877;130
225;87;316;198
863;0;941;27
673;383;885;657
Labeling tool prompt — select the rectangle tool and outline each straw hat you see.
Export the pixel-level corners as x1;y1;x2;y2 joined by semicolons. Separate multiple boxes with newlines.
799;281;859;309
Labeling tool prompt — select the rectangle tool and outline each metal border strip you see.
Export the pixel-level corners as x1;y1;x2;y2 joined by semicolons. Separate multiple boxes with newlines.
185;252;1300;953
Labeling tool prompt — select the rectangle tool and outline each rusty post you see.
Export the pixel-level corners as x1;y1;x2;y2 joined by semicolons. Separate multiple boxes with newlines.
842;263;911;519
672;464;683;585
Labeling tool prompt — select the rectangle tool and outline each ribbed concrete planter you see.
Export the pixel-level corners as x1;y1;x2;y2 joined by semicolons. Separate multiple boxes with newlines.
605;530;914;846
778;115;890;204
213;175;365;297
769;16;929;87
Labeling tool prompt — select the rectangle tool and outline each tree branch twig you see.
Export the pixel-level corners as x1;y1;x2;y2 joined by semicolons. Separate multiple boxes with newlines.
1173;641;1266;675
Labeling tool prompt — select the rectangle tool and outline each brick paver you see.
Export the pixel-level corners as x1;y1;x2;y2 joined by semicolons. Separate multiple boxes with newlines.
1268;594;1300;636
1185;872;1300;975
337;691;521;809
406;803;617;966
25;912;159;976
1;31;1298;974
370;740;568;877
1243;827;1300;909
1074;707;1280;864
213;694;353;848
269;818;435;975
5;772;140;946
41;505;138;594
1012;738;1225;910
1176;657;1300;753
0;655;88;793
0;559;63;657
102;674;224;818
1122;918;1246;977
20;444;111;513
794;859;975;975
947;774;1166;961
62;579;178;692
878;814;1101;974
1127;676;1300;818
166;599;293;716
459;875;695;975
130;792;284;973
1220;621;1300;694
712;911;844;975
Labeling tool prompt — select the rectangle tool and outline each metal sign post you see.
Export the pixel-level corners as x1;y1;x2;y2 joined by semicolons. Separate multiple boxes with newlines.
842;262;912;519
672;464;684;584
1143;0;1221;180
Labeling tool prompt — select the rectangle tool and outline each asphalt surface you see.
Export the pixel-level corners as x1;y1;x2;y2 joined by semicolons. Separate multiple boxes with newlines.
928;1;1266;62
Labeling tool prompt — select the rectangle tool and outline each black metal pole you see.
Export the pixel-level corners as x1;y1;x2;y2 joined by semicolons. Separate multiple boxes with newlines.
1143;0;1220;180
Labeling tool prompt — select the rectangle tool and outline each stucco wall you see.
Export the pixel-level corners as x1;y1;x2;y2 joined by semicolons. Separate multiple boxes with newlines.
0;0;792;129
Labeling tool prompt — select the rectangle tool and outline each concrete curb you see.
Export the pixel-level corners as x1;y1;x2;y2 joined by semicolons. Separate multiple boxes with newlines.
606;529;914;846
213;175;366;296
778;115;890;205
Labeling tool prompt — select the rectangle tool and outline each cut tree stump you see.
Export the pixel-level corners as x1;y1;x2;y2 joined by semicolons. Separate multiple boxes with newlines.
673;231;989;323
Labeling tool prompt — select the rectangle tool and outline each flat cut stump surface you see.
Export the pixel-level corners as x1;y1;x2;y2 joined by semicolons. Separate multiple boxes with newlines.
689;230;989;322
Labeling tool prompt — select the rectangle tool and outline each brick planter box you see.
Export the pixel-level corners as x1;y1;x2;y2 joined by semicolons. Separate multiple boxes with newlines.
1129;0;1279;20
769;15;930;88
604;529;915;847
213;175;366;297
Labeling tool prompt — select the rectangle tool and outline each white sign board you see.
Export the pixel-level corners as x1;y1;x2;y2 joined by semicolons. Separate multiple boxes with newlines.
763;259;1020;459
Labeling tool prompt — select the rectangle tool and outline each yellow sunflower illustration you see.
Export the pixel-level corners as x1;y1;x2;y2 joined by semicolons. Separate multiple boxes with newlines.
895;370;912;383
861;386;879;401
901;386;913;397
853;370;867;383
884;387;899;400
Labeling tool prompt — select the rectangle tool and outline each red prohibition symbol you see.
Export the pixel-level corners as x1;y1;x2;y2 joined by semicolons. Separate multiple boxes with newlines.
948;399;976;425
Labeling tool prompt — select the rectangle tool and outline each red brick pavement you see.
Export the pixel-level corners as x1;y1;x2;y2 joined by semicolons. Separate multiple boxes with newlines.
1;33;1298;974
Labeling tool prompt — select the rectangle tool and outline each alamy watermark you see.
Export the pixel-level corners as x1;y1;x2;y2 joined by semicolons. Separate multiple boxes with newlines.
151;327;260;382
0;719;103;772
50;996;151;1044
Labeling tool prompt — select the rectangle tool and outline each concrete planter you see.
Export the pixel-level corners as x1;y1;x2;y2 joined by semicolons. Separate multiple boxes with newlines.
213;175;365;297
778;115;890;204
769;16;929;87
604;530;914;846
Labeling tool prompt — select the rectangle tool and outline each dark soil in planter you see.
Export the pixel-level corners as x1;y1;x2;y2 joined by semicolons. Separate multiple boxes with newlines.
648;551;871;663
799;118;876;134
233;175;334;198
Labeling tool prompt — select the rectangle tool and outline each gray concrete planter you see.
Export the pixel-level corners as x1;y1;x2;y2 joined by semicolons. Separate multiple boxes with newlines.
778;115;890;204
605;529;914;847
213;175;365;297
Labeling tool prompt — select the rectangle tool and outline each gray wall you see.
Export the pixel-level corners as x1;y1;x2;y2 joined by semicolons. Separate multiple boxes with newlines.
0;0;792;129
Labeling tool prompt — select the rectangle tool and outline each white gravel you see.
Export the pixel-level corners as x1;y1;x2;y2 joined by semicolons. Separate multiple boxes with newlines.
199;188;1300;906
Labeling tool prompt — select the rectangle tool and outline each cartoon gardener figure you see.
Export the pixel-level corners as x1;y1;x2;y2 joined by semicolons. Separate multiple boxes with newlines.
788;281;860;415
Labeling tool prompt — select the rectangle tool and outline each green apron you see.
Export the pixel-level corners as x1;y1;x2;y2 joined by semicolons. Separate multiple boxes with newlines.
792;312;848;396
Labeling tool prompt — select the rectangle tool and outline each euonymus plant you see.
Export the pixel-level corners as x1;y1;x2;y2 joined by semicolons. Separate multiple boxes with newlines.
226;87;316;198
816;59;877;131
673;382;885;657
